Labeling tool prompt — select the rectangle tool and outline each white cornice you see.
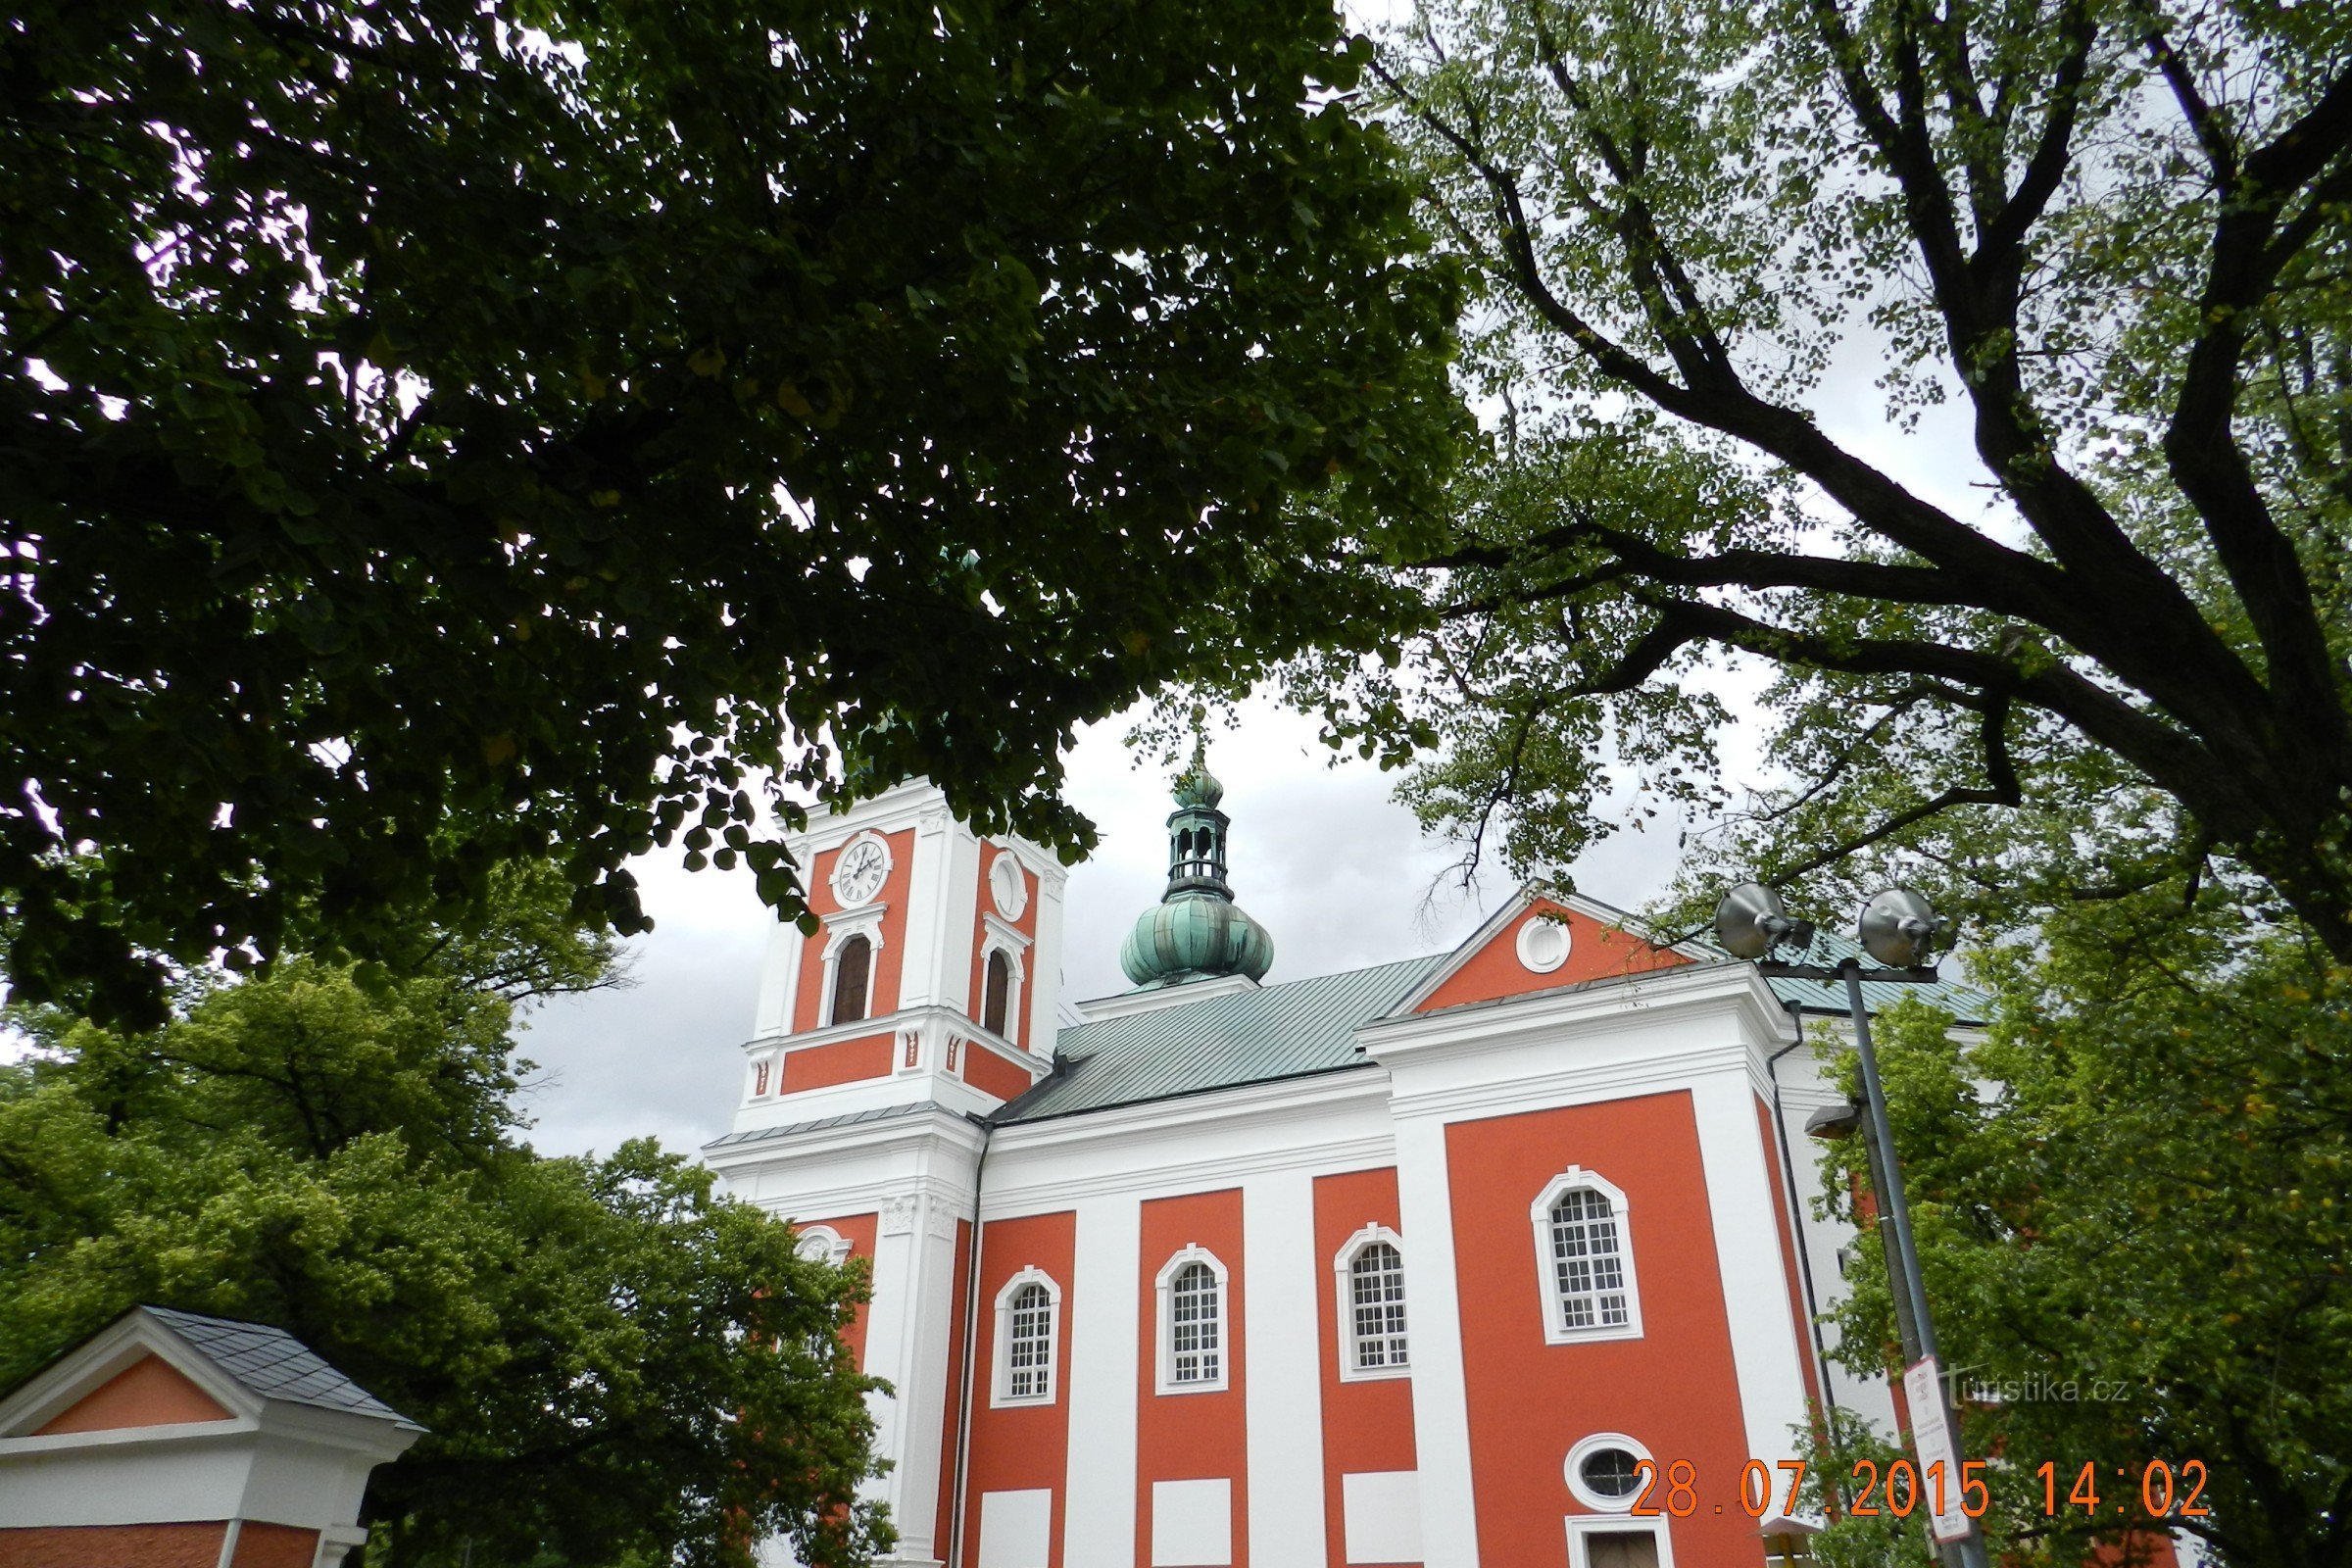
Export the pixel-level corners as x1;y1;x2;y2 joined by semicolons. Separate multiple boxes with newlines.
1071;970;1260;1022
1384;1043;1758;1123
996;1062;1390;1150
703;1101;988;1176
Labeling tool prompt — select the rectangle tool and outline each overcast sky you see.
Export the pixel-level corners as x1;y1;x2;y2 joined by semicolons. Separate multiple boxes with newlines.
512;695;1701;1160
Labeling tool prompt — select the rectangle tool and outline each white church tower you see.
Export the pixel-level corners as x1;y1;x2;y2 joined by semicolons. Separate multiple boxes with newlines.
705;779;1068;1567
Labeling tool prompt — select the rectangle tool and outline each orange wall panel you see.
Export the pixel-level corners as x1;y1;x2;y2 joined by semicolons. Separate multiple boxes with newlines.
34;1353;229;1434
1415;901;1690;1014
960;1043;1037;1103
959;1211;1079;1568
780;1034;895;1093
794;829;918;1032
1136;1190;1248;1568
1313;1168;1418;1567
1445;1091;1762;1566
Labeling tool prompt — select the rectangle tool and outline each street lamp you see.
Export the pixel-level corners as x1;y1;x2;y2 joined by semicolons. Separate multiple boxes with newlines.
1716;883;1989;1568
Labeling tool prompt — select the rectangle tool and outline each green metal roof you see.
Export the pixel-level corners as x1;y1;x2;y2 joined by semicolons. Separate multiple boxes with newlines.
998;956;1442;1124
997;919;1989;1127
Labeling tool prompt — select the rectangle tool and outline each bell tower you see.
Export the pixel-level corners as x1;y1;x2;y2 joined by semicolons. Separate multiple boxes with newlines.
1118;744;1276;989
708;780;1067;1568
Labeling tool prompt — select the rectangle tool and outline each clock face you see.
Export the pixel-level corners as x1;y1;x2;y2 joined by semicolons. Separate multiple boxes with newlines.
831;836;890;906
989;852;1028;919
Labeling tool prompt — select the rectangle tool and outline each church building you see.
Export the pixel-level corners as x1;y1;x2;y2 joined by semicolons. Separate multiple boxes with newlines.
702;762;1980;1568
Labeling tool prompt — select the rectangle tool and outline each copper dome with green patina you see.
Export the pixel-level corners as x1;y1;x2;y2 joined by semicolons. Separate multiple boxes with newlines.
1119;748;1274;987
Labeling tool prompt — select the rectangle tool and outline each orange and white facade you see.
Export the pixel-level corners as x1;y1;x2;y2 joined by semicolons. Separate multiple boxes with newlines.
705;777;1900;1568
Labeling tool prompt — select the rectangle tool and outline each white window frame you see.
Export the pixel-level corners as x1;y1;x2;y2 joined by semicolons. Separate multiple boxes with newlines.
1333;1223;1410;1382
1153;1244;1231;1395
792;1224;852;1267
976;931;1027;1049
818;909;887;1027
990;1266;1062;1407
1530;1168;1643;1345
1564;1431;1654;1512
1564;1514;1676;1568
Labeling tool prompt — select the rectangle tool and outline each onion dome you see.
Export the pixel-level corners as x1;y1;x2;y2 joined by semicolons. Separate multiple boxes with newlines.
1118;746;1274;987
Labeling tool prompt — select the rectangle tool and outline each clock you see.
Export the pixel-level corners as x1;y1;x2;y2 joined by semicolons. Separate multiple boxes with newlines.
830;834;891;906
989;851;1028;919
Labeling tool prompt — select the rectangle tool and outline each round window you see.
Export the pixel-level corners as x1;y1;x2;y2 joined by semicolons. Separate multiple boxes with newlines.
1516;913;1571;973
1564;1434;1653;1511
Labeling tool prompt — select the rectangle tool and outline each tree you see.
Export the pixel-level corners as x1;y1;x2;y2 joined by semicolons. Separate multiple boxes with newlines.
1341;0;2352;954
0;0;1465;1027
0;868;886;1568
1811;906;2352;1568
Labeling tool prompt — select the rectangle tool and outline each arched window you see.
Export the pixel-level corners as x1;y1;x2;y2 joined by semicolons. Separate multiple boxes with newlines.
991;1266;1061;1406
1154;1245;1230;1393
1007;1284;1052;1397
829;933;871;1026
983;949;1012;1036
1530;1170;1642;1344
1354;1241;1401;1372
1170;1263;1220;1384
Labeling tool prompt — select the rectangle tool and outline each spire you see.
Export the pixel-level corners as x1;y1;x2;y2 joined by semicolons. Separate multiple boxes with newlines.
1118;746;1275;987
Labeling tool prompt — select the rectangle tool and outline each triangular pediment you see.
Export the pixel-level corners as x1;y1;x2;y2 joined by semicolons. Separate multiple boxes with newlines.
1392;890;1699;1016
31;1350;231;1435
0;1311;252;1439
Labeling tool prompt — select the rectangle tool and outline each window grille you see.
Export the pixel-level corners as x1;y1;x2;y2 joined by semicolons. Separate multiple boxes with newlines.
1550;1187;1632;1330
1169;1261;1221;1384
1005;1281;1053;1399
1349;1241;1409;1370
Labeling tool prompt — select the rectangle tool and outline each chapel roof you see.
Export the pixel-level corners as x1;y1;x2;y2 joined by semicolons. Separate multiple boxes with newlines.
996;955;1442;1124
996;904;1989;1126
134;1306;409;1422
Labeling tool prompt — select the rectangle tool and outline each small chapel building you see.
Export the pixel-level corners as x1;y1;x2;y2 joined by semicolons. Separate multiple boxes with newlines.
704;763;1983;1568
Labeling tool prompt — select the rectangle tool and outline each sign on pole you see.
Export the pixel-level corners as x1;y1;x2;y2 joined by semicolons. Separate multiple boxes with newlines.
1903;1356;1974;1544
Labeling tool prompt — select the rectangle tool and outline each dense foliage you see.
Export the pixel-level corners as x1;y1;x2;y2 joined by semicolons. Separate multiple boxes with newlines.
0;0;1463;1026
1812;906;2352;1568
0;869;885;1568
1326;0;2352;955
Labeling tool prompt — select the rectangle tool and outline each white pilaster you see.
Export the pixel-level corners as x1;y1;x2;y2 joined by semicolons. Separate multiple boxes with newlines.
1027;862;1067;1047
752;914;806;1038
1242;1170;1326;1566
1391;1114;1480;1568
1063;1195;1141;1568
898;807;956;1010
1691;1072;1814;1469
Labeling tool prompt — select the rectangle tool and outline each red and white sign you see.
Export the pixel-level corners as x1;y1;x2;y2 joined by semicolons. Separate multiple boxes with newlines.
1903;1356;1975;1544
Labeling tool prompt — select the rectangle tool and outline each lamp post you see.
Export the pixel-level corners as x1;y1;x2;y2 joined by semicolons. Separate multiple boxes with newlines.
1716;883;1990;1568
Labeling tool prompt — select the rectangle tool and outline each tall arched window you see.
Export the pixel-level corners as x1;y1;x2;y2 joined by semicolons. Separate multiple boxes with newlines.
1348;1240;1409;1373
1531;1169;1642;1344
991;1266;1062;1406
1170;1263;1221;1384
1006;1283;1053;1397
983;949;1012;1036
829;934;871;1026
1154;1245;1230;1393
